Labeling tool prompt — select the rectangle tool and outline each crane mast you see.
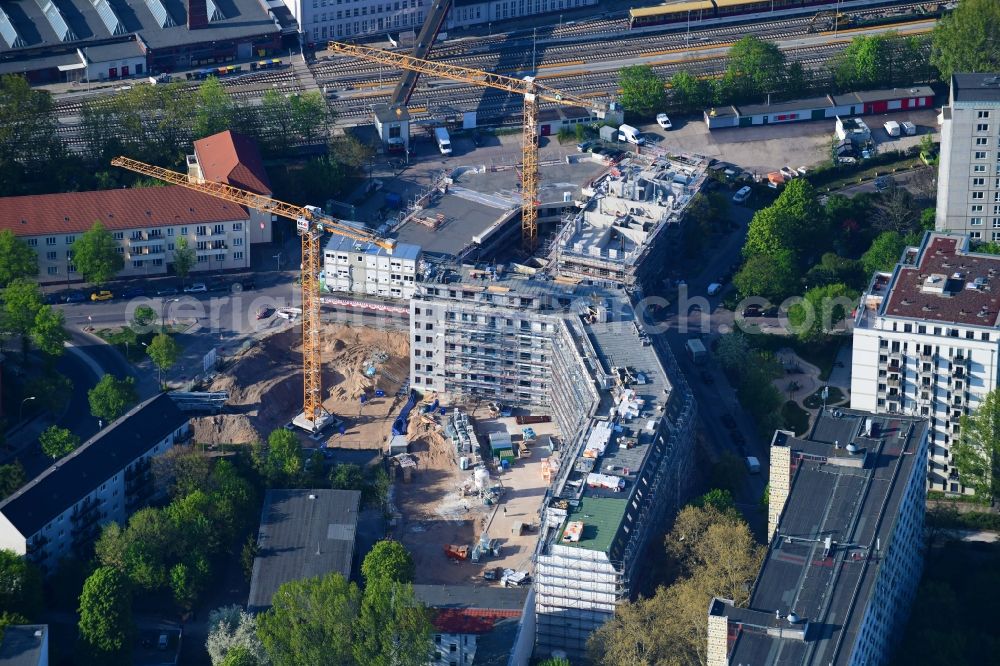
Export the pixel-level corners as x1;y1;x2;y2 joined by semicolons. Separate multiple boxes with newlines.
327;41;610;251
111;156;393;432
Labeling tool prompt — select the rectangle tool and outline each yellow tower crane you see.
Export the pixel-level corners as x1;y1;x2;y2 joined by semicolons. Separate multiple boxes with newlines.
327;41;612;251
110;156;395;432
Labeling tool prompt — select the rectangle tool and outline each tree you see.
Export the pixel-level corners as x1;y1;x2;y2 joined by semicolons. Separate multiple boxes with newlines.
147;333;180;386
787;283;857;342
170;555;210;610
931;0;1000;80
861;231;906;276
132;306;157;329
0;75;66;197
695;488;736;513
221;646;260;666
0;230;37;287
953;388;1000;501
193;78;235;139
73;221;124;285
39;425;80;459
805;253;864;291
669;71;712;113
0;462;25;499
2;278;43;351
265;429;302;481
88;375;138;422
352;579;433;666
329;463;365;492
719;36;786;103
30;305;68;357
78;566;133;663
733;250;801;302
0;612;29;645
172;236;196;285
618;65;665;118
0;549;43;619
206;605;269;666
257;573;362;666
152;447;214;498
834;34;891;90
872;182;919;233
25;370;71;414
361;540;415;586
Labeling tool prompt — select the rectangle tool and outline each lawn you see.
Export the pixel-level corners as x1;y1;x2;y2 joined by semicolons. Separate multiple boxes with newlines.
802;386;846;409
781;401;810;436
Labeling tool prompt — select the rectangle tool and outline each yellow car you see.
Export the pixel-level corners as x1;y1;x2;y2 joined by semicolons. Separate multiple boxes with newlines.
90;290;114;302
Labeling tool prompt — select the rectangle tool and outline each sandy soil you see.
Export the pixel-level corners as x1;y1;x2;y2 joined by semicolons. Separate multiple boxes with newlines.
191;323;409;446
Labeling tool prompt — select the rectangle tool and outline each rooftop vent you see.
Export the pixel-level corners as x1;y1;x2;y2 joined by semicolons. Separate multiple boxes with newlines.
308;493;317;499
846;442;859;454
787;611;800;624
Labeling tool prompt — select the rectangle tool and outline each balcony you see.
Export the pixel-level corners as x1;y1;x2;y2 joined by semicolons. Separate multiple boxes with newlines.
919;349;934;360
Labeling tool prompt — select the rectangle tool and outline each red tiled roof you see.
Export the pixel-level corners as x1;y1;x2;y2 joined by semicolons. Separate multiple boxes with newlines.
194;130;272;195
431;608;521;634
0;186;248;237
883;234;1000;326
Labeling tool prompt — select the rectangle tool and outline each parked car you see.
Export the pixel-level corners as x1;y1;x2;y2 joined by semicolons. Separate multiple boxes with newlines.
184;283;207;293
656;113;672;130
156;286;179;296
874;176;892;192
64;291;87;303
43;293;60;305
90;290;114;301
120;286;147;298
707;282;723;296
742;305;763;318
732;186;752;204
576;140;595;152
256;307;275;320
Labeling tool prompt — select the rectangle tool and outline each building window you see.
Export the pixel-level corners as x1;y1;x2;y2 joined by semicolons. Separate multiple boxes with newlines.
974;151;988;160
973;205;984;212
133;260;143;268
198;255;207;263
233;237;243;246
68;264;76;273
65;235;75;244
27;238;36;247
47;266;57;275
233;222;243;231
974;177;986;186
215;253;225;262
974;164;987;173
973;192;985;200
113;232;124;240
972;231;982;239
979;111;991;119
233;252;244;260
46;251;56;260
977;123;990;133
46;237;56;245
971;218;984;225
116;247;124;254
167;228;174;236
65;250;72;259
180;227;188;235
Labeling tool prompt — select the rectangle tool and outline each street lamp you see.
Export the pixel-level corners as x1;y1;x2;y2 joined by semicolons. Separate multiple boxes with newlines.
19;396;36;422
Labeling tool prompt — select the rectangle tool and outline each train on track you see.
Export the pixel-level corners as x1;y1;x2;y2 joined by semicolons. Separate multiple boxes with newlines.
628;0;938;28
185;59;284;81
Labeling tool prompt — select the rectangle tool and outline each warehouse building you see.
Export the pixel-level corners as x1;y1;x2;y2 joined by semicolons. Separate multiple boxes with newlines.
0;0;282;83
708;408;928;666
0;186;251;284
852;231;1000;495
0;394;190;574
248;489;361;612
703;86;934;129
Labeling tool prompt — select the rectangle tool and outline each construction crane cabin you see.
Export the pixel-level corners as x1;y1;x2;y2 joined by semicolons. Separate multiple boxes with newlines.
329;41;615;251
110;156;395;434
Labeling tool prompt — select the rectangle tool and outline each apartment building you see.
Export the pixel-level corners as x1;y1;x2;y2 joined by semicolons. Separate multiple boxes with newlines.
189;130;275;245
0;394;189;573
549;149;709;290
323;235;421;300
936;73;1000;236
852;232;1000;495
0;186;250;284
708;409;928;666
288;0;596;43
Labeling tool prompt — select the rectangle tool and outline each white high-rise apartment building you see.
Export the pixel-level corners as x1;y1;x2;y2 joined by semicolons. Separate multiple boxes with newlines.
936;73;1000;237
852;232;1000;495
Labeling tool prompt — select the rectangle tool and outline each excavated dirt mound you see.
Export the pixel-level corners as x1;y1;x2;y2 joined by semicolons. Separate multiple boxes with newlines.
191;323;409;446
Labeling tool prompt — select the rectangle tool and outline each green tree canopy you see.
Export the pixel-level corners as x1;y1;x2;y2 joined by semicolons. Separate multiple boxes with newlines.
733;249;801;302
88;375;138;423
618;65;666;118
147;332;181;382
0;462;26;500
78;566;134;663
39;425;80;459
265;429;302;482
206;605;269;666
2;278;43;341
361;540;415;586
718;36;786;103
352;578;433;666
953;388;1000;501
861;231;906;276
30;305;68;356
787;283;858;342
931;0;1000;80
257;573;362;666
0;230;37;287
132;306;157;329
0;75;66;196
73;221;124;285
669;71;713;113
172;236;196;284
0;549;43;619
193;78;236;139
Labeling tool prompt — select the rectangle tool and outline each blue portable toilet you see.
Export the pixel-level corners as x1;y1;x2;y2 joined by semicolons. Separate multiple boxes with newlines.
440;407;447;416
360;394;368;404
375;389;385;398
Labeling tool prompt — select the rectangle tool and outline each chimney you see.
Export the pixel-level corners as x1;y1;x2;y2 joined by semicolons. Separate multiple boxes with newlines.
188;0;208;28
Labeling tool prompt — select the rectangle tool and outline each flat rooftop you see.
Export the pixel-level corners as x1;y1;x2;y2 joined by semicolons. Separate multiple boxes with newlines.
248;489;361;612
876;233;1000;326
951;73;1000;103
718;409;928;666
0;624;47;666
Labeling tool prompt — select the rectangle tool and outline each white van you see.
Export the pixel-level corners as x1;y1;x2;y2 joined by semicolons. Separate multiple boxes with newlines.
617;124;645;146
901;121;917;136
434;127;452;155
883;120;900;137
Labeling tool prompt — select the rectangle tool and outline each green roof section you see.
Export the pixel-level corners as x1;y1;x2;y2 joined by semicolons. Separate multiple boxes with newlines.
557;496;628;554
